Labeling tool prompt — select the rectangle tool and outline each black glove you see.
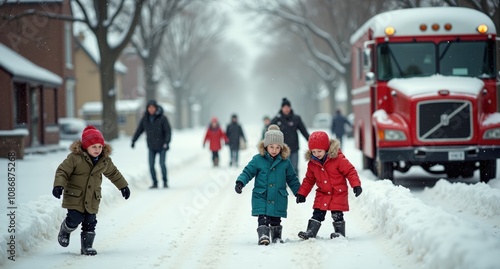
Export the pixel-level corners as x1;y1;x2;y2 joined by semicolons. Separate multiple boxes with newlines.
52;186;63;199
296;194;306;204
235;181;243;194
120;186;130;200
353;186;362;197
131;142;135;149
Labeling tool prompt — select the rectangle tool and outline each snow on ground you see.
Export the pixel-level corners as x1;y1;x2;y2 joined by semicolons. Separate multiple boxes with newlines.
1;125;499;269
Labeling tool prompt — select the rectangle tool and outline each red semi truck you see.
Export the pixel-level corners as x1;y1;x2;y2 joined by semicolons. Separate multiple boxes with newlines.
350;7;500;182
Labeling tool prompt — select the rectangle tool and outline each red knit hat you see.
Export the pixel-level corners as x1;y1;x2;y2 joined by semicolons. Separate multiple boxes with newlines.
81;125;104;149
308;131;330;151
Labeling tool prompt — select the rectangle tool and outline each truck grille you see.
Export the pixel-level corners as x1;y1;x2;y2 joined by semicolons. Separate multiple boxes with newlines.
417;100;472;141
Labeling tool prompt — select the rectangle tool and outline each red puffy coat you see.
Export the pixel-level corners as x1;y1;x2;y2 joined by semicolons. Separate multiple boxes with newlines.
203;125;228;151
297;139;361;212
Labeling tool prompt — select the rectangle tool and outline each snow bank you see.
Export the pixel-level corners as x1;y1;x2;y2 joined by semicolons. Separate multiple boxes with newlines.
352;179;500;269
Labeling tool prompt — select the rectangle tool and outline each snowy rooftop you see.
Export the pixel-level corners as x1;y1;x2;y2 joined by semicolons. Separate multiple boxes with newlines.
0;43;62;87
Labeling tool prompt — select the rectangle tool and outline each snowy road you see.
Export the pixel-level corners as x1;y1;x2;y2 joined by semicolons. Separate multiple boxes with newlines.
1;126;499;269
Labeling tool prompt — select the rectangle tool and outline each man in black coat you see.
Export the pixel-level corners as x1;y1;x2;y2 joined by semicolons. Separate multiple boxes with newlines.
131;100;172;188
331;109;351;149
270;98;310;175
226;114;246;167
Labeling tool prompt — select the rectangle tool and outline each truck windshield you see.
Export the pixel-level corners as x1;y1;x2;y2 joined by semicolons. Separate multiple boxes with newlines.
377;41;495;81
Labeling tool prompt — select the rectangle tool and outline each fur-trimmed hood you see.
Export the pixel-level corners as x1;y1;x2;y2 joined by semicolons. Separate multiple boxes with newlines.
257;140;290;160
304;139;340;161
69;140;112;157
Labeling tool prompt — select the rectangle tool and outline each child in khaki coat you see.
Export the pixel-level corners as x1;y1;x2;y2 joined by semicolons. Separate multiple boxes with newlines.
53;126;130;255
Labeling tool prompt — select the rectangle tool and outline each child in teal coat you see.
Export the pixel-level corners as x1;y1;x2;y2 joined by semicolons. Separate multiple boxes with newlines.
235;125;301;245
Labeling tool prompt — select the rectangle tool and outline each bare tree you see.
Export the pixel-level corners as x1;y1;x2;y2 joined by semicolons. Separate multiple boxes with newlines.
240;0;389;114
160;2;228;129
1;0;145;140
131;0;191;102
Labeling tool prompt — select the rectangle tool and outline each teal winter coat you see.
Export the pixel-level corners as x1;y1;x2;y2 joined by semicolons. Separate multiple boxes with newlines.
236;141;300;218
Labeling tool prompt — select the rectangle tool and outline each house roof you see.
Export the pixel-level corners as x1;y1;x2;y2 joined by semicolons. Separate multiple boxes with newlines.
74;34;128;74
0;43;62;87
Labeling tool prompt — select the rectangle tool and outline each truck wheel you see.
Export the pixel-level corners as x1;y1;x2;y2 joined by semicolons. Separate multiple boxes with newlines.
376;159;394;181
363;154;374;174
479;160;496;183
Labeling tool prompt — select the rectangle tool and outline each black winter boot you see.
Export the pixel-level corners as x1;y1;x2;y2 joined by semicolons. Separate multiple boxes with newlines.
331;221;346;238
270;225;284;243
256;225;270;245
81;231;97;255
58;220;76;247
298;219;321;240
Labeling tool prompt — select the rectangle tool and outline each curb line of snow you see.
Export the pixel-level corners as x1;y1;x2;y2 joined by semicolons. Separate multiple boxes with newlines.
352;179;500;269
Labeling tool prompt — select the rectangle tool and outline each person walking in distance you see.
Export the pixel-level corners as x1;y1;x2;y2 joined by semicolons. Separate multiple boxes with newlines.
131;100;172;188
203;117;228;167
330;109;351;148
271;98;310;175
226;113;246;167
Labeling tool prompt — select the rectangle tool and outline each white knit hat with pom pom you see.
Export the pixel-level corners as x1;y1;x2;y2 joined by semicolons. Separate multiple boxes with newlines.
264;124;284;147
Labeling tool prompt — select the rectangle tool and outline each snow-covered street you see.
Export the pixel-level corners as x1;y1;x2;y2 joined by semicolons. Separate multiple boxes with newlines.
1;125;499;269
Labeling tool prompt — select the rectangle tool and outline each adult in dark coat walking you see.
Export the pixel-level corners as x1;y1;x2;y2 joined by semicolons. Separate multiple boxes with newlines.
330;109;351;148
226;114;246;167
131;100;172;188
270;98;310;175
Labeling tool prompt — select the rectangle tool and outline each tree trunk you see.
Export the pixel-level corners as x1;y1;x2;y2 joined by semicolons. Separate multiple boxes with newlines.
144;57;157;102
174;87;183;129
100;61;119;140
344;61;353;115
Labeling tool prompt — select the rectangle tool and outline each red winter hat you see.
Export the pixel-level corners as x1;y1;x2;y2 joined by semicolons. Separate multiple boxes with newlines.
81;125;104;149
308;131;330;151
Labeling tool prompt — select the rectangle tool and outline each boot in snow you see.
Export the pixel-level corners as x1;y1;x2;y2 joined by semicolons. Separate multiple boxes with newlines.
149;182;158;189
214;157;219;167
298;219;321;240
58;220;76;247
270;225;284;243
331;221;346;238
257;225;270;245
81;231;97;255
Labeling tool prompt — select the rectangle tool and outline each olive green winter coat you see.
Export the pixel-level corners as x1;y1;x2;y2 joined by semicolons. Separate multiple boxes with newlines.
53;141;128;214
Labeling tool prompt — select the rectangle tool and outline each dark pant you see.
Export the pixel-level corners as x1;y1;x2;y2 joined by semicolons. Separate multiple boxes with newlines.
211;151;219;161
65;209;97;232
149;149;167;184
290;151;299;175
311;208;344;222
230;149;239;166
257;215;281;227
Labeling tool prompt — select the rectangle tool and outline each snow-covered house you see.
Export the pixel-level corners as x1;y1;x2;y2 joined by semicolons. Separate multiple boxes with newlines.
0;44;62;158
0;0;75;154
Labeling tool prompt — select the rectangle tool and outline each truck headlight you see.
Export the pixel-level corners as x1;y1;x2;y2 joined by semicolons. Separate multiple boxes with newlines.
378;129;407;141
483;128;500;139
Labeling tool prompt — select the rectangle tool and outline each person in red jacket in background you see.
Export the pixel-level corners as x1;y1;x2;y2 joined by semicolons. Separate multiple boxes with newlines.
296;131;362;239
203;117;228;167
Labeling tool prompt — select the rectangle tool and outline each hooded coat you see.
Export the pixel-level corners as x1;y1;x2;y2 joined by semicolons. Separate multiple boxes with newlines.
236;141;301;218
226;121;246;150
270;109;309;153
297;139;361;212
53;141;128;214
132;103;172;151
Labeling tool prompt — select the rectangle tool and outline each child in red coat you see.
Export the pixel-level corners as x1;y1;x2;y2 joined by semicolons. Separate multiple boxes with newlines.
203;117;228;167
296;131;362;239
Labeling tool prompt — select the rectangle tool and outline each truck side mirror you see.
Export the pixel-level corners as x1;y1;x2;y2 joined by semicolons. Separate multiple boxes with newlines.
365;72;375;85
363;48;372;71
